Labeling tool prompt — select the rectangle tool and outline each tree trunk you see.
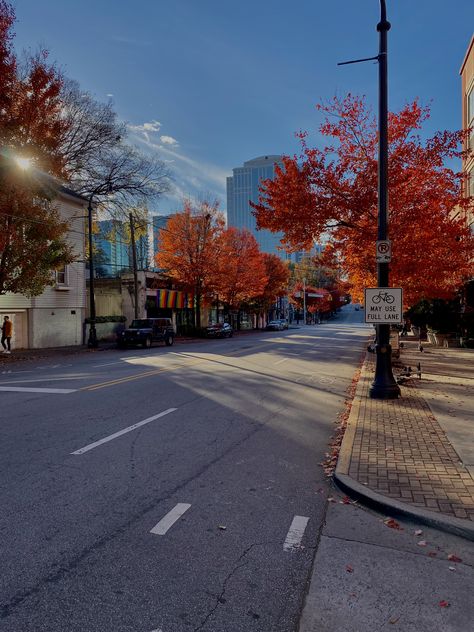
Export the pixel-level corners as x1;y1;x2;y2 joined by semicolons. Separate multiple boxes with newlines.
195;292;201;328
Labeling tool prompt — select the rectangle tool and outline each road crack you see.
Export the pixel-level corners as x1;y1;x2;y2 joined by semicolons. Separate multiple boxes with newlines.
193;540;276;632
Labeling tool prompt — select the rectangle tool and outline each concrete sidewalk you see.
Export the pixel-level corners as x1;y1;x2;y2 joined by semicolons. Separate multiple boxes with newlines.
335;337;474;540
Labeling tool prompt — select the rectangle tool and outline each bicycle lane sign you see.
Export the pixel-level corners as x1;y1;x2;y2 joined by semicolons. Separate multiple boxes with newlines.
364;287;403;323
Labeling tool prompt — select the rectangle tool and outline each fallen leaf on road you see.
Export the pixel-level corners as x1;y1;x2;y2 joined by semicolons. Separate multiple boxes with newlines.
384;518;403;530
389;616;400;624
218;525;227;530
341;496;351;504
414;529;423;536
327;497;336;502
428;552;437;558
439;600;450;608
417;540;427;547
346;564;354;573
448;566;456;571
447;554;462;563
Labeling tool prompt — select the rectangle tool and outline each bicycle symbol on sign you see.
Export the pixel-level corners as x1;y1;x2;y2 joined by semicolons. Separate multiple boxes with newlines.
371;291;395;304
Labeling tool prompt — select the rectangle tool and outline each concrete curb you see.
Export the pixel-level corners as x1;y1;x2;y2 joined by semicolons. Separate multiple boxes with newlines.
334;353;474;542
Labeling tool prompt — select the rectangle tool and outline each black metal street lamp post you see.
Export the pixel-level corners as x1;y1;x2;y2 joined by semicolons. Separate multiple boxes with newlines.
369;0;400;399
87;194;98;348
338;1;400;399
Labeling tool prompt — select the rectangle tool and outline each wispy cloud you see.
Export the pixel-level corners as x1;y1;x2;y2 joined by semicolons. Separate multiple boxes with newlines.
160;135;179;146
128;120;162;143
128;119;228;211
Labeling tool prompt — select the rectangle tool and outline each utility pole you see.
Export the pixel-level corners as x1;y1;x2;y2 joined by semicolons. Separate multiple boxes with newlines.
303;277;307;325
129;212;139;320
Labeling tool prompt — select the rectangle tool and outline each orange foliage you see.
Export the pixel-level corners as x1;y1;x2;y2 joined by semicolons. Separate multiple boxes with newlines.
252;95;474;306
291;283;334;315
259;253;290;306
214;228;267;308
155;200;224;325
0;2;72;295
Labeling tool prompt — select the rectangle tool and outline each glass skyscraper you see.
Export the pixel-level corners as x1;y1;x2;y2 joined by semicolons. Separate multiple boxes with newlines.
93;219;150;277
226;155;287;258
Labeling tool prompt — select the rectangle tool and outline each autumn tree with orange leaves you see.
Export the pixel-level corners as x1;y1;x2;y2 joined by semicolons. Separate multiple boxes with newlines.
252;95;474;306
213;228;268;311
155;200;224;327
252;253;290;315
0;1;75;295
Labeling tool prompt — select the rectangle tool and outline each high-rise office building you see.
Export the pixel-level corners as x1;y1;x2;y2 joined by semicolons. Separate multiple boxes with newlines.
93;219;150;277
152;214;172;266
226;155;287;258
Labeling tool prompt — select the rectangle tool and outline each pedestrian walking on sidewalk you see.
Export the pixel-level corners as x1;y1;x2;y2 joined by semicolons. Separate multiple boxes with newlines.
1;315;12;354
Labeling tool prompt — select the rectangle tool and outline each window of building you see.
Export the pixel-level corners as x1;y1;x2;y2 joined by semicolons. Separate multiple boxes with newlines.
468;86;474;150
55;265;68;287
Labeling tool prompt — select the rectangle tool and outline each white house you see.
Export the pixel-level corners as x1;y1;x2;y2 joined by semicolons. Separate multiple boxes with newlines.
0;185;88;349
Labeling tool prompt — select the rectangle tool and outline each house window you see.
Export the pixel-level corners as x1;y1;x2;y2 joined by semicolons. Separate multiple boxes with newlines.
468;86;474;150
55;265;68;286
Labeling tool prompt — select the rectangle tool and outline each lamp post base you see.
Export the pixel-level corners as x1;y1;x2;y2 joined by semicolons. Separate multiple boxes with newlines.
369;343;400;399
88;325;99;349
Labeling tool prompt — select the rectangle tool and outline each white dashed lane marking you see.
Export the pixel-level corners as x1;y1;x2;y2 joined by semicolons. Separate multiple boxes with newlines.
0;386;76;394
283;515;310;551
150;503;191;535
71;408;177;455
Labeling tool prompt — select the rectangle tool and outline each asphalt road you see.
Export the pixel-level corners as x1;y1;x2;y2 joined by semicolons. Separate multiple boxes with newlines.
0;307;369;632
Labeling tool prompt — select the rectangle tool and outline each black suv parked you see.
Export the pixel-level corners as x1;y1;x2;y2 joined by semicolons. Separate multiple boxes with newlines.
118;318;175;348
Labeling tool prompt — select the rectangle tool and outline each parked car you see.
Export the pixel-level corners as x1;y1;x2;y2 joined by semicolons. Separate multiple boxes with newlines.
266;320;284;331
277;319;289;330
118;318;175;348
206;323;233;338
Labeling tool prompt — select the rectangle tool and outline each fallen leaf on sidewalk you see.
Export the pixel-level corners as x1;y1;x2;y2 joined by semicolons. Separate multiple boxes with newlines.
389;616;400;624
384;518;403;530
346;564;354;573
439;600;450;608
414;529;423;536
447;554;462;563
417;540;427;547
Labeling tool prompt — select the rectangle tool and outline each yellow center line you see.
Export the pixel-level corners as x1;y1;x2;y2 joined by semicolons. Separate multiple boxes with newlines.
82;339;283;392
82;368;168;391
82;360;203;391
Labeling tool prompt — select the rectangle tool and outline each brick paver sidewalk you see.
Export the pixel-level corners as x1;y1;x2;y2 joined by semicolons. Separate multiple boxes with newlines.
344;354;474;522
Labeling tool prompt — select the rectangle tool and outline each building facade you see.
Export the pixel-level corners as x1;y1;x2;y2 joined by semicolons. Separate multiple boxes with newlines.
227;155;287;257
461;35;474;227
0;186;88;349
461;35;474;311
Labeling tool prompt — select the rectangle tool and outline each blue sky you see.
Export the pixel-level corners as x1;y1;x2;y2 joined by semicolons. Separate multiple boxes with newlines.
11;0;474;214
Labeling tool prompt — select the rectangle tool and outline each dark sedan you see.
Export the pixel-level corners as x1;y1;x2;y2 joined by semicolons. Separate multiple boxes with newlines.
265;320;284;331
206;323;233;338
